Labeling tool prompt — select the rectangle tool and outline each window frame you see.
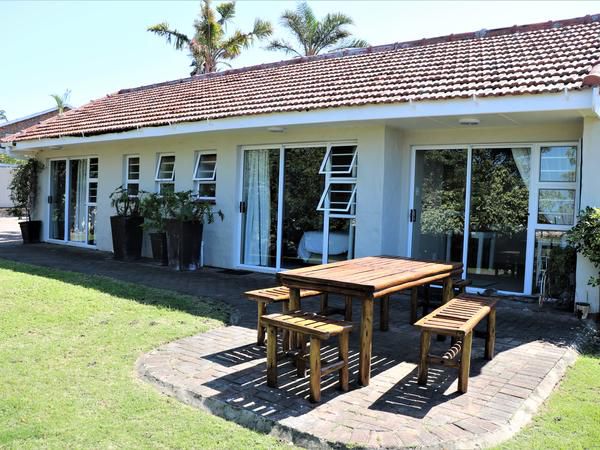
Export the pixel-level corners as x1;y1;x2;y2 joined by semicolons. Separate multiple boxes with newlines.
125;155;140;196
319;144;358;176
154;153;176;182
192;151;217;202
539;145;577;183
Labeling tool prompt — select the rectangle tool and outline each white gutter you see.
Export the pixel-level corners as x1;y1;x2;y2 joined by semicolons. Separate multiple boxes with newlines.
7;90;594;152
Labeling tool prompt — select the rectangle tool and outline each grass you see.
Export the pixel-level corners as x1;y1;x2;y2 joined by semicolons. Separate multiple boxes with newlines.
498;339;600;449
0;259;286;449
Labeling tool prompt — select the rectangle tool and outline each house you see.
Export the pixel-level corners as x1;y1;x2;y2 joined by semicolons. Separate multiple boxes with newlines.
3;14;600;316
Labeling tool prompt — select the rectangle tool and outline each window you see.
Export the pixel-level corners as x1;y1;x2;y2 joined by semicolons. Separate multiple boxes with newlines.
319;145;357;175
155;154;175;194
87;157;99;246
540;146;576;182
538;189;576;225
193;152;217;201
317;182;357;213
125;156;140;196
317;143;357;215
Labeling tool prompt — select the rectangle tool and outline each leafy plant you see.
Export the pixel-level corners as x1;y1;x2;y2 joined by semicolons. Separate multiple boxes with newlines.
8;158;43;221
162;190;223;223
0;153;22;164
110;186;141;217
148;0;272;75
267;1;367;57
546;245;577;301
139;192;167;232
50;89;71;114
567;207;600;286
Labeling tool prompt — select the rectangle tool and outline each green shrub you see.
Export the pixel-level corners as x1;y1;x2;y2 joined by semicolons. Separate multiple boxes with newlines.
8;158;43;221
567;207;600;286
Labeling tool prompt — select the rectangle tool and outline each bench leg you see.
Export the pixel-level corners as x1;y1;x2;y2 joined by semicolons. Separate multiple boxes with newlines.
485;308;496;360
320;293;329;314
410;287;419;324
417;330;431;385
380;295;390;331
266;325;278;388
344;296;353;321
458;331;473;393
282;301;290;352
257;302;267;346
338;331;349;392
309;336;322;403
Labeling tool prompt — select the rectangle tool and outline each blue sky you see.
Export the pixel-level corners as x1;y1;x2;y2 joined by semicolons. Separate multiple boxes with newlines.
2;1;600;120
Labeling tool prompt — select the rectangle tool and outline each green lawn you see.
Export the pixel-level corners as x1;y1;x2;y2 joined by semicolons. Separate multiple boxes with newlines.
0;259;286;449
498;340;600;449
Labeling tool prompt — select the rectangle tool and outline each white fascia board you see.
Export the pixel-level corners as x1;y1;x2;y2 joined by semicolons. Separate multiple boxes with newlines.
9;90;593;152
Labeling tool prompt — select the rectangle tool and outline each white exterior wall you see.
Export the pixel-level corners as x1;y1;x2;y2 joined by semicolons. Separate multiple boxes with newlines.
577;117;600;313
0;164;16;208
33;124;389;269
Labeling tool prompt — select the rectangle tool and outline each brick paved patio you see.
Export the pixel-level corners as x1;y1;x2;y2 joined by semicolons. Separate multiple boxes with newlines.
0;233;587;449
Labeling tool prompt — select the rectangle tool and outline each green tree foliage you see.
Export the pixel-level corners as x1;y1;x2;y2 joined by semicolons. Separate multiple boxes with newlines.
267;1;368;57
8;158;44;221
567;206;600;286
148;0;272;75
50;89;71;114
0;153;22;164
0;109;6;121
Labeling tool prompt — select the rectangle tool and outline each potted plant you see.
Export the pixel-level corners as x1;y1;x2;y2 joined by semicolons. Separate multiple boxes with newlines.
567;206;600;318
8;158;44;244
162;190;223;271
109;186;144;261
139;192;168;265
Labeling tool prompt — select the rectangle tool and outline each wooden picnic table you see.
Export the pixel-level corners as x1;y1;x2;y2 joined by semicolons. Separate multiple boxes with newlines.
278;256;463;386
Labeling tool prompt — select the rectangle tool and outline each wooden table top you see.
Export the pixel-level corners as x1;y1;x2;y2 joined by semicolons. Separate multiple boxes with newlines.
278;256;463;297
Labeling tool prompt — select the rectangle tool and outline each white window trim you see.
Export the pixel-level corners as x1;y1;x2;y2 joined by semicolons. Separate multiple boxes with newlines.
193;151;217;181
317;179;357;213
155;153;176;182
125;155;140;194
319;143;358;175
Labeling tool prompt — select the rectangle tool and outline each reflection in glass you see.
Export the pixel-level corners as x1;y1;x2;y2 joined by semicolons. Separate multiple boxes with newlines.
241;149;280;267
327;217;355;263
532;230;575;296
467;148;530;292
540;146;576;182
87;206;96;245
538;189;575;225
281;147;326;268
49;160;66;240
68;159;88;243
412;149;467;262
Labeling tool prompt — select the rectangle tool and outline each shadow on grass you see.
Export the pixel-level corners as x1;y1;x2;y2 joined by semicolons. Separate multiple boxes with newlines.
0;258;230;323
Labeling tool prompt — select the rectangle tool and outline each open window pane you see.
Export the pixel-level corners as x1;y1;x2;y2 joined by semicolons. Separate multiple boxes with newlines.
538;189;575;225
194;154;217;181
319;145;357;175
540;146;576;182
89;158;99;179
155;155;175;181
317;182;356;213
159;182;175;195
197;183;216;199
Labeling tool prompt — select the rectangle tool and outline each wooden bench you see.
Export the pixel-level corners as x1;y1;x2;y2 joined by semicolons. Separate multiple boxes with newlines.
262;311;353;403
414;294;497;393
245;286;351;346
420;277;472;317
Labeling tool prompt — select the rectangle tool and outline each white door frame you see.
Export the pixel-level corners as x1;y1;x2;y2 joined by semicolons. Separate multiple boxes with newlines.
46;156;97;249
408;141;580;296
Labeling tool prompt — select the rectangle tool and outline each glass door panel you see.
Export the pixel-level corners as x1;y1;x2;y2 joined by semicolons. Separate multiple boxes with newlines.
49;160;66;240
411;149;467;262
327;217;355;263
68;159;88;243
240;149;280;268
467;148;530;292
281;147;326;269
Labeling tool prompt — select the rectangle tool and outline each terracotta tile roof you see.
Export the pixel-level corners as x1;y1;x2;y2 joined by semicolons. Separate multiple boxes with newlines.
6;14;600;143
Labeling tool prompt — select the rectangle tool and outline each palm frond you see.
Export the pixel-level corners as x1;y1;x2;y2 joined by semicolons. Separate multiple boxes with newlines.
216;1;235;26
148;22;190;50
0;110;6;122
266;39;303;57
252;19;273;39
50;89;71;114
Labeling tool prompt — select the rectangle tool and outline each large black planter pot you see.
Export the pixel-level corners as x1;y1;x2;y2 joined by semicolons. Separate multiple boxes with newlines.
165;219;203;271
19;220;42;244
149;232;169;266
110;215;144;261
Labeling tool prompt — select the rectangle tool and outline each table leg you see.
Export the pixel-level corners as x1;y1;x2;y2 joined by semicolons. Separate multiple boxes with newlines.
437;277;454;341
289;287;301;349
359;296;374;386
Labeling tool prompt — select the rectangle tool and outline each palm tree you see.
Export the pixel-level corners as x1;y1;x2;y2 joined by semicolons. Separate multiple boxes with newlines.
267;1;368;57
50;89;71;114
0;109;6;122
148;0;272;75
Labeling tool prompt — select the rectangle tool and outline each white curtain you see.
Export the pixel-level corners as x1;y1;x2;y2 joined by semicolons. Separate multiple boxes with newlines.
243;150;271;266
71;160;88;242
511;148;531;188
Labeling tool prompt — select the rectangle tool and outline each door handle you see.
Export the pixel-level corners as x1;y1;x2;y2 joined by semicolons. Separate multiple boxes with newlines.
409;208;417;222
239;201;247;213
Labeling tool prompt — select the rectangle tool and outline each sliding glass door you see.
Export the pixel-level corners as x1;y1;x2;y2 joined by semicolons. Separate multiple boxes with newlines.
48;157;98;246
240;143;357;271
410;143;578;295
